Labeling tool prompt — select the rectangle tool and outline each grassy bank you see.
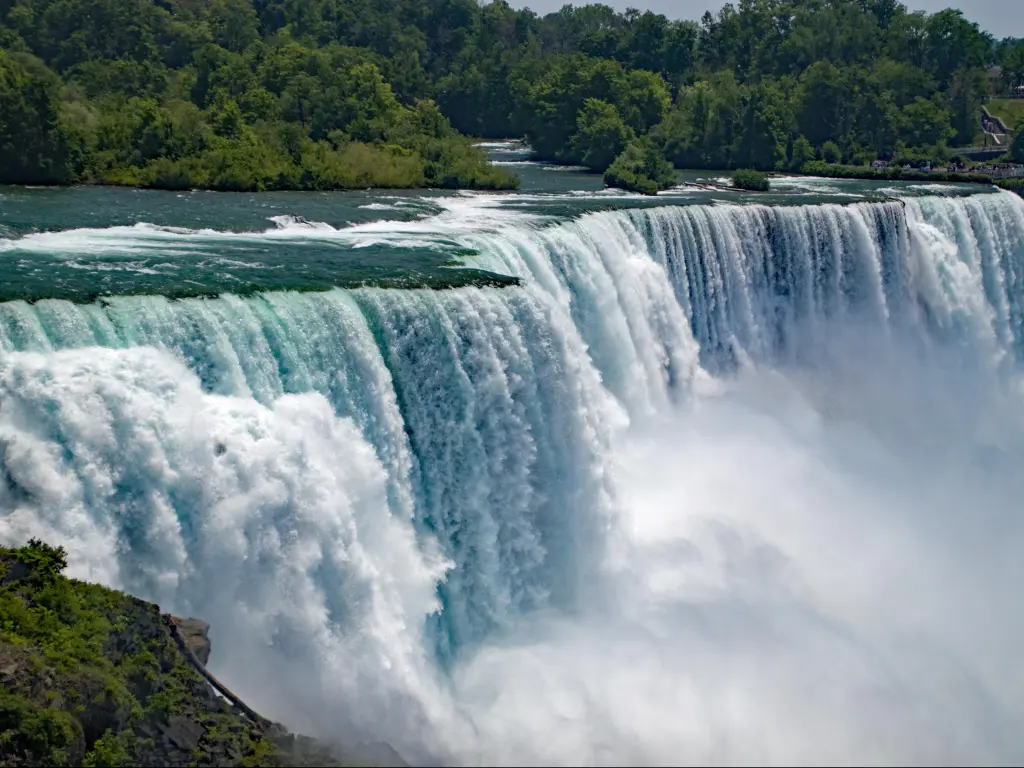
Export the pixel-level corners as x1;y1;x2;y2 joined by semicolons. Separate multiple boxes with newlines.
986;100;1024;132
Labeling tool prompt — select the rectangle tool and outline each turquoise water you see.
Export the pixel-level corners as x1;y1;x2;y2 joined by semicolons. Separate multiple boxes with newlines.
0;143;988;301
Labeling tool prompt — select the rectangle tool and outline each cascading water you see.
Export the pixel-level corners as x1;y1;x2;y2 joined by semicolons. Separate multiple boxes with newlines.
467;191;1024;376
2;189;1024;765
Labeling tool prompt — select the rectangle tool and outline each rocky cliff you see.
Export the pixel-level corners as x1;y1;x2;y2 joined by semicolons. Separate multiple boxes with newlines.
0;540;406;768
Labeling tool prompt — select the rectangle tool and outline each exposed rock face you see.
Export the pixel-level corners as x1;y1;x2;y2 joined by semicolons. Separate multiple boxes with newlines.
171;617;212;665
0;542;407;768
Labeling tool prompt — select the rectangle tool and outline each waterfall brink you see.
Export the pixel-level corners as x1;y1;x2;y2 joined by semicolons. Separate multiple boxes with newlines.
2;190;1024;764
468;191;1024;376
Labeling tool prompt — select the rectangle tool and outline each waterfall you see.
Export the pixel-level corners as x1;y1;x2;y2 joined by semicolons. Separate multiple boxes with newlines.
466;191;1024;375
1;189;1024;763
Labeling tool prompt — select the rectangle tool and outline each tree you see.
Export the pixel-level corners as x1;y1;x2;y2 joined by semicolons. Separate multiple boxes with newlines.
208;0;260;53
900;97;954;148
797;61;852;148
604;139;675;195
0;51;73;183
20;538;69;583
923;9;988;89
0;0;1005;186
789;136;815;170
1011;126;1024;164
945;66;988;146
570;98;634;172
513;54;667;162
731;168;769;191
820;140;842;164
733;79;791;170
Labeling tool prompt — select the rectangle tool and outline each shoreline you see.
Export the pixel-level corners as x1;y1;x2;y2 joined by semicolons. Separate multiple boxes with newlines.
788;163;1022;194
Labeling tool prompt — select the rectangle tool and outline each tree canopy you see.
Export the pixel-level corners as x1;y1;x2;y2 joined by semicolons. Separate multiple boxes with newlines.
0;0;1017;189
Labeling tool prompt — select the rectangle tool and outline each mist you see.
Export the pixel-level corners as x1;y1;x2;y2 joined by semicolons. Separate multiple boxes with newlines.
439;334;1024;766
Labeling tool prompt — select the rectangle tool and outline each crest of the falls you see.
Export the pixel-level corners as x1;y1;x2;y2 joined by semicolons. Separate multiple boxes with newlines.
466;190;1024;376
1;189;1024;765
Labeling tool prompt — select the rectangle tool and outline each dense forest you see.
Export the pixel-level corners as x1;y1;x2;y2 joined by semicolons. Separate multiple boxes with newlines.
0;0;1022;191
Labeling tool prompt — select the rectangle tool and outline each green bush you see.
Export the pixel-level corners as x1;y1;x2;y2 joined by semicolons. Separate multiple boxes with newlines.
796;160;1000;186
788;137;815;172
16;539;68;584
1011;126;1024;164
604;140;676;195
731;168;770;191
570;99;636;173
820;141;842;164
0;691;83;765
996;178;1024;195
0;0;1009;189
125;133;517;192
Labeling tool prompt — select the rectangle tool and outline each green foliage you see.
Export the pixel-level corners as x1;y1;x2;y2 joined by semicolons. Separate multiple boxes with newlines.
0;0;1015;185
789;136;816;171
604;139;675;195
570;98;635;172
15;539;69;584
0;690;82;764
996;177;1024;195
83;729;133;767
731;169;770;191
512;1;1001;172
799;160;997;185
1011;127;1024;164
820;141;843;164
0;50;76;183
511;54;669;162
900;97;954;148
0;5;520;191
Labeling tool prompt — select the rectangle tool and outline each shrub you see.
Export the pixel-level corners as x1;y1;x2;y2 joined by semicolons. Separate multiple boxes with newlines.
1011;126;1024;164
788;136;815;171
604;140;676;195
731;168;770;191
820;141;842;164
18;539;68;583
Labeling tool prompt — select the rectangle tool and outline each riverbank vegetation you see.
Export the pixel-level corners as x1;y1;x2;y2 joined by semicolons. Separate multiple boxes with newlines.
603;139;676;194
731;169;770;191
0;0;1021;190
0;36;516;190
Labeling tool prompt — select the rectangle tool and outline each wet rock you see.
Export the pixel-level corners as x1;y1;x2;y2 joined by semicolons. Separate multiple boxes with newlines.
163;715;206;751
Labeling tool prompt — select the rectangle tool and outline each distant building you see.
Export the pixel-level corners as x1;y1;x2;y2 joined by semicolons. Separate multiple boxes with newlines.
989;65;1024;97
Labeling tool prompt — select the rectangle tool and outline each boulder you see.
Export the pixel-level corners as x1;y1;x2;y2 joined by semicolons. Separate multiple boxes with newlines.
173;616;213;665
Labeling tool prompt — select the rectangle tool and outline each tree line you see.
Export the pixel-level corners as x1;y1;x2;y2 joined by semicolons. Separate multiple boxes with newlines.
0;0;1021;191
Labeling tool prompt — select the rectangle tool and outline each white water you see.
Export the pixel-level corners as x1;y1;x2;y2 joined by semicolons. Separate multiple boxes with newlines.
2;191;1024;765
